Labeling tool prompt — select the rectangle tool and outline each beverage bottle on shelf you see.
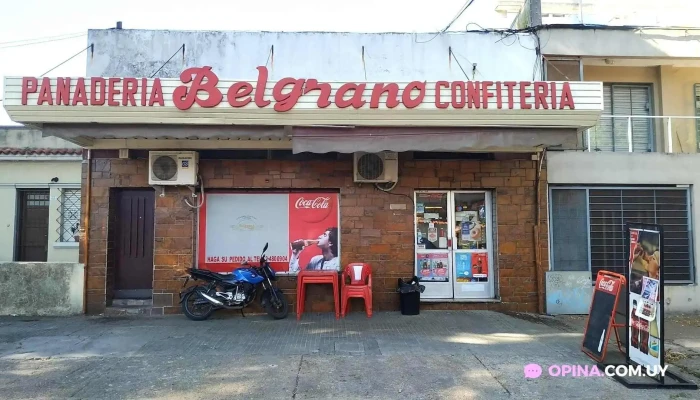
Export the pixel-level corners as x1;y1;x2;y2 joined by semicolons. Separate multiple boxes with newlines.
630;301;640;349
639;317;650;355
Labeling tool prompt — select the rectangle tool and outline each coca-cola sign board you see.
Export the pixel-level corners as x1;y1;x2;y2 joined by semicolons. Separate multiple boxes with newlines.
198;192;339;273
581;271;625;363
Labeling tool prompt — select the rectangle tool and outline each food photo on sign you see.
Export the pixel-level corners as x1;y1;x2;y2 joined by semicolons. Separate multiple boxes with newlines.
628;228;661;295
198;192;340;273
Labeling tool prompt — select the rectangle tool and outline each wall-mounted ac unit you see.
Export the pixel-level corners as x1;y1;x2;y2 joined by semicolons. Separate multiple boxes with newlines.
353;151;398;183
148;151;199;186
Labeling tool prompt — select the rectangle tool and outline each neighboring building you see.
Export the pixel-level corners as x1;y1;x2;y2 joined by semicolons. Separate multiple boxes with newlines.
497;0;694;27
3;29;603;315
497;1;700;313
0;127;82;262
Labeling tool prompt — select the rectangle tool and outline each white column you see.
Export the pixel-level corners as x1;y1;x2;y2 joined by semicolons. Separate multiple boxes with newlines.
586;129;591;152
667;117;673;153
627;116;633;152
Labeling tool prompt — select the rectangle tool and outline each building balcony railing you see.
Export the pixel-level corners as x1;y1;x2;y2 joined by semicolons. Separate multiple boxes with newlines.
583;115;700;154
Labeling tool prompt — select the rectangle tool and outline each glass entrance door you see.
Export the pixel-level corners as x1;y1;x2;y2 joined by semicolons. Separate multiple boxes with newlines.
414;190;495;300
452;191;494;299
414;191;453;299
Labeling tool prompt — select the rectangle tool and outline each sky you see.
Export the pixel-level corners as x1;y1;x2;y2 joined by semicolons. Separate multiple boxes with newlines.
0;0;514;125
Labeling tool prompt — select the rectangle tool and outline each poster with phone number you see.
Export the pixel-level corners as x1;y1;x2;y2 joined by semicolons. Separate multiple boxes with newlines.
199;192;339;273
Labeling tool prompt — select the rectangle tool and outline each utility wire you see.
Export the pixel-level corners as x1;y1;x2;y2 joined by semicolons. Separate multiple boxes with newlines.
40;44;93;77
452;53;470;81
149;44;185;78
0;33;86;50
0;31;85;46
415;0;477;43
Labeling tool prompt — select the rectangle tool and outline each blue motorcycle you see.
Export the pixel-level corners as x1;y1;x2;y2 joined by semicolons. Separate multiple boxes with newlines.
179;243;289;321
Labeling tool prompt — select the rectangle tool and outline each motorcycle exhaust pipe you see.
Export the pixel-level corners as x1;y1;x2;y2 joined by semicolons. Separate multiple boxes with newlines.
198;291;223;306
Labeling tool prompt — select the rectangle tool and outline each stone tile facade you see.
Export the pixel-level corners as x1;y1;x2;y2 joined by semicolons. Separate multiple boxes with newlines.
80;153;548;315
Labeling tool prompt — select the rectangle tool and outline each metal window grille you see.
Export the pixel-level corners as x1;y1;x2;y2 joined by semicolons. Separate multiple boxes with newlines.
550;187;692;283
56;188;81;242
695;84;700;148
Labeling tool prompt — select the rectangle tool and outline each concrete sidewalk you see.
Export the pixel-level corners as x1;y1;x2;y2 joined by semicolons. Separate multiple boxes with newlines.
0;311;698;399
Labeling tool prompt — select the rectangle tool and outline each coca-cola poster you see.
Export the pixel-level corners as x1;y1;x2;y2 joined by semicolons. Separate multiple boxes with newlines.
198;192;339;273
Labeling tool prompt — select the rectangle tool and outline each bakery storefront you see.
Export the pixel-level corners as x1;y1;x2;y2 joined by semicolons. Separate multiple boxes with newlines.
3;68;603;314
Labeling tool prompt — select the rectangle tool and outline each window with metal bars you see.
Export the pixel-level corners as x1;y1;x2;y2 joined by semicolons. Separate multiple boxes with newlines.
549;187;692;283
57;188;81;242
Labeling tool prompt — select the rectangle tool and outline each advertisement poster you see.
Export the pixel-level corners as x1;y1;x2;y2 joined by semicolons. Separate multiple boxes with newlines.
455;253;472;282
198;192;339;273
417;253;449;282
471;253;488;281
627;225;662;370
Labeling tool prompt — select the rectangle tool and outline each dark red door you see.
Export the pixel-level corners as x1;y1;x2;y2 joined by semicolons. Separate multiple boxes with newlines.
114;189;155;299
16;190;50;261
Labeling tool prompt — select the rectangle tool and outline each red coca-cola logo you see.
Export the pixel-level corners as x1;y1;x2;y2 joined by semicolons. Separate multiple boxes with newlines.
290;194;335;224
295;197;330;209
598;278;617;293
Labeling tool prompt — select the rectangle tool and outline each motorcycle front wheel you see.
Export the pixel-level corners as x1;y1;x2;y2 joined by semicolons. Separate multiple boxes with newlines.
264;290;289;320
182;290;215;321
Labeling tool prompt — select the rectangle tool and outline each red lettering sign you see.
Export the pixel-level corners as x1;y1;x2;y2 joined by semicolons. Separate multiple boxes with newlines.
19;66;577;111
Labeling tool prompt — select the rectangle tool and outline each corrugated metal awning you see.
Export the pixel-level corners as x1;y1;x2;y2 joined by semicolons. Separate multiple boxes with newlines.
43;124;288;141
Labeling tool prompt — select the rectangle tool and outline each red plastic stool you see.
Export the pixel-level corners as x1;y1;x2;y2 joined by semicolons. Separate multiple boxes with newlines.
341;263;372;318
296;270;339;320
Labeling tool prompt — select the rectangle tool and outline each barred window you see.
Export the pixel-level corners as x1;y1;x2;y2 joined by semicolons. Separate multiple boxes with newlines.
57;188;81;242
550;187;693;283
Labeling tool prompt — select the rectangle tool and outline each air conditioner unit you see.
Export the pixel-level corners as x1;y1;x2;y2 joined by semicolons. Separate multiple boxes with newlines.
148;151;199;186
353;151;398;183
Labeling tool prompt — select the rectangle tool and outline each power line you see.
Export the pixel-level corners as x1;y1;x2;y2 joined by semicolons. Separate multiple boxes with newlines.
0;31;85;46
40;44;93;77
415;0;477;44
149;44;186;78
0;33;86;50
450;49;470;81
440;0;476;33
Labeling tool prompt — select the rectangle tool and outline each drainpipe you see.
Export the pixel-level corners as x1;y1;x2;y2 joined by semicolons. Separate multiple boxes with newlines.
82;149;92;314
534;148;547;314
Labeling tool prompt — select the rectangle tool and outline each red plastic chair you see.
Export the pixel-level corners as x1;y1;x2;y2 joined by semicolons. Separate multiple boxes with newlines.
341;263;372;318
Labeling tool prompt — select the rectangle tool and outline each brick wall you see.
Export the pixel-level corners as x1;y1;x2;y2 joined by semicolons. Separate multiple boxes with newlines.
81;153;548;315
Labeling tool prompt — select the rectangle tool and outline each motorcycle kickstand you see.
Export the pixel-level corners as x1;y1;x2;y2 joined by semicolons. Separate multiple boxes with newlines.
240;308;245;318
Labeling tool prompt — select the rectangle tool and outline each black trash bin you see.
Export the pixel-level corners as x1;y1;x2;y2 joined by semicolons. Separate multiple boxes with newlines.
397;277;424;315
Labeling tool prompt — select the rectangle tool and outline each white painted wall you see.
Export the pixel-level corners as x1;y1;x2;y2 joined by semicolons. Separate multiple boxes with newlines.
0;127;81;149
86;30;540;81
0;161;82;262
548;151;700;313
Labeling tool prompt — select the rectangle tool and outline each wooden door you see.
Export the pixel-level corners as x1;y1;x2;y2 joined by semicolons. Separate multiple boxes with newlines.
114;189;155;299
16;190;50;262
